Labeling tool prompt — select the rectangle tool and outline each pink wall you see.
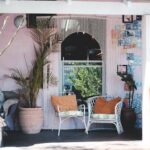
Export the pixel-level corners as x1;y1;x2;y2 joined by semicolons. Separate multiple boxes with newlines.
0;14;35;91
0;14;142;129
106;16;142;98
106;16;125;97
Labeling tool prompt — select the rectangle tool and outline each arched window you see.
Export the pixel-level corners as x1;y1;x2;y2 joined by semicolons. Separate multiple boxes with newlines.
61;32;101;60
61;32;104;100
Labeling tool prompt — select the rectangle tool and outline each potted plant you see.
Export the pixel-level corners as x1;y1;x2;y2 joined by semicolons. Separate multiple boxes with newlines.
7;28;57;134
117;73;137;131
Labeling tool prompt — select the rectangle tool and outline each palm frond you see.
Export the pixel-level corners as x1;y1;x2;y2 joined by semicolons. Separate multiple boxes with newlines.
9;20;57;108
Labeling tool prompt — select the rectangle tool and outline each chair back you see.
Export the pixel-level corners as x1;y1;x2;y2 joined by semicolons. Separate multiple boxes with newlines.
87;95;114;113
115;100;123;118
51;95;77;112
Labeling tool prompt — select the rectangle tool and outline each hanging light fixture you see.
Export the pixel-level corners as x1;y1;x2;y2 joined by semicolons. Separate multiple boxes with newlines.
14;15;26;28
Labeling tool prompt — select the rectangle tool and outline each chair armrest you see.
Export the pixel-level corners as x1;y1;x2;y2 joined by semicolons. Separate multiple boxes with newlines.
86;96;100;114
86;96;100;120
115;100;123;118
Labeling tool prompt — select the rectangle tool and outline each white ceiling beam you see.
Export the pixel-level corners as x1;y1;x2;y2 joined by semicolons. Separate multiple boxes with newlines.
0;1;150;15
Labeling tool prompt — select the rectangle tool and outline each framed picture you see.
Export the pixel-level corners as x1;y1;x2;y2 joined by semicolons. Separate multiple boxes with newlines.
122;15;133;23
136;15;142;21
117;65;128;75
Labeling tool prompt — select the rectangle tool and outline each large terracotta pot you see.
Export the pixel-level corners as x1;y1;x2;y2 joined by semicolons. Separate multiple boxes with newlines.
121;108;136;131
19;107;43;134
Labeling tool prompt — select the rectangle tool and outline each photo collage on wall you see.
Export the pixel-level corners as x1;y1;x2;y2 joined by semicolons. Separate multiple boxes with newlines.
112;15;142;49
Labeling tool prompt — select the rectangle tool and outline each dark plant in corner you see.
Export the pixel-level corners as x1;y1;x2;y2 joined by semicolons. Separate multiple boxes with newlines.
117;73;137;109
117;72;137;130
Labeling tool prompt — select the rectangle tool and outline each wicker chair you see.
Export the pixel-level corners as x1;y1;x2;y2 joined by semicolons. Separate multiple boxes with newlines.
51;95;86;136
86;96;124;134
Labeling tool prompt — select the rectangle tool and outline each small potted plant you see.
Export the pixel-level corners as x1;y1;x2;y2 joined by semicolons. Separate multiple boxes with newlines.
117;72;137;131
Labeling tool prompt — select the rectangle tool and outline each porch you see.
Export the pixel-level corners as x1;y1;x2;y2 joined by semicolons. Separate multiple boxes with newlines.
3;129;142;149
1;1;150;148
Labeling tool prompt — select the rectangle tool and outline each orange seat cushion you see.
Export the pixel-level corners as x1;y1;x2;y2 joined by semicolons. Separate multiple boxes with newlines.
94;97;121;114
93;97;106;113
51;95;78;112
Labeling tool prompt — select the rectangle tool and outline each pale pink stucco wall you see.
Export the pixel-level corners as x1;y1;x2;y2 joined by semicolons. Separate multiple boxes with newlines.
106;16;142;98
0;14;142;129
0;14;35;91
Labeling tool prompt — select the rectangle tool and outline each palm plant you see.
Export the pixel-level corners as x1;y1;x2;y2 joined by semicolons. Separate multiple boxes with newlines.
7;28;57;108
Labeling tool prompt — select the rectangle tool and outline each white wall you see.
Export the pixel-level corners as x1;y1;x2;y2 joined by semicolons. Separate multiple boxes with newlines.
142;15;150;145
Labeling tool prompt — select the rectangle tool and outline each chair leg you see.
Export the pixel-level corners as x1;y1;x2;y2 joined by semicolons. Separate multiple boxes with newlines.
58;116;62;136
85;121;90;134
51;113;55;131
0;128;2;147
115;120;124;134
83;116;87;131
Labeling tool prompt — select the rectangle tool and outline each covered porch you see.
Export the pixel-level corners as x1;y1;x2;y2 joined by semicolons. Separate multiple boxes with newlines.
0;0;150;149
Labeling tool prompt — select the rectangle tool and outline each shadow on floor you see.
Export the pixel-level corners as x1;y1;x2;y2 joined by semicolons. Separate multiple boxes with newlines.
3;129;142;147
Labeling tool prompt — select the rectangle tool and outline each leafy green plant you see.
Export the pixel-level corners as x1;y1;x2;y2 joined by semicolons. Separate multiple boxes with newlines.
69;67;102;99
7;28;57;108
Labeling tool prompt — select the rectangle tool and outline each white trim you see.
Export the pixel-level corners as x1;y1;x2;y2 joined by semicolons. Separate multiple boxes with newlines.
142;15;150;146
0;1;150;14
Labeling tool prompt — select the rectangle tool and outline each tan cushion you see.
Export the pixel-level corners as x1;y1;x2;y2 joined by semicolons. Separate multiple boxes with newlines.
51;95;77;112
94;97;121;114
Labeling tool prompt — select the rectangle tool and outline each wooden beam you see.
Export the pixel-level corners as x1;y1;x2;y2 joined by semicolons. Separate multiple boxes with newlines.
0;1;150;15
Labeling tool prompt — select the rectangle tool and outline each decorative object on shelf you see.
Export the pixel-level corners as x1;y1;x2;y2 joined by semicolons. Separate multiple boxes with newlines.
122;15;133;23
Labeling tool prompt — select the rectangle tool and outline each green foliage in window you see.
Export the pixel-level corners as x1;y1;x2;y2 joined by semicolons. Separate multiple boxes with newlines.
69;67;102;99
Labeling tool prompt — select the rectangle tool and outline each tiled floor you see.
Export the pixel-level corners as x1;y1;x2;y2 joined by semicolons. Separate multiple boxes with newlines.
3;128;142;147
